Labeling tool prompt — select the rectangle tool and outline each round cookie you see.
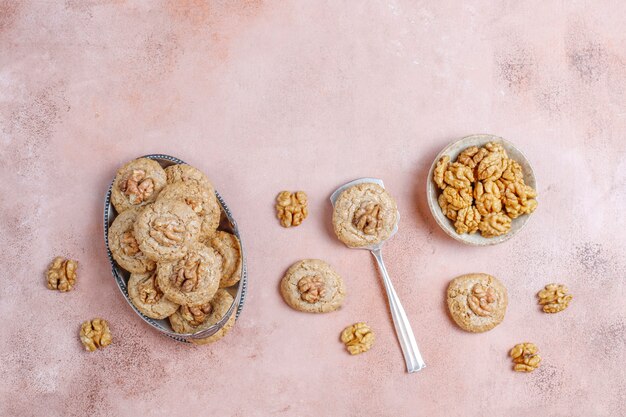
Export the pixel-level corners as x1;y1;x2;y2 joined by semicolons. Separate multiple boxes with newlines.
134;200;201;261
156;243;220;307
108;209;156;273
111;158;167;213
165;164;214;192
128;271;179;319
169;289;235;344
157;182;220;240
280;259;346;313
446;273;508;333
332;183;398;248
206;231;242;288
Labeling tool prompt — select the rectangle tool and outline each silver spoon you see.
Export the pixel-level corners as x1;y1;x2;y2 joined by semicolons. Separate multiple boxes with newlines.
331;178;426;373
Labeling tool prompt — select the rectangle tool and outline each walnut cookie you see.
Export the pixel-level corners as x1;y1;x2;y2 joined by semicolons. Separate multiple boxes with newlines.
280;259;346;313
134;200;201;261
446;273;508;333
156;243;220;307
165;164;214;191
205;231;242;288
108;209;156;273
157;182;221;240
128;271;179;319
332;183;398;248
111;158;167;213
169;289;236;345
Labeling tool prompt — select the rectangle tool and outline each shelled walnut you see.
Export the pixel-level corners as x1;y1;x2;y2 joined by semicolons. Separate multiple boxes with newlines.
353;202;383;235
297;276;326;303
46;257;78;292
341;322;375;355
120;169;155;204
538;284;572;313
510;342;541;372
150;216;185;246
275;191;308;228
80;319;112;352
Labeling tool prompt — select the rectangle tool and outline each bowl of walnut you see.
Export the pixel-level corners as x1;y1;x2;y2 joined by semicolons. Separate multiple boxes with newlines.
104;154;247;344
427;134;538;246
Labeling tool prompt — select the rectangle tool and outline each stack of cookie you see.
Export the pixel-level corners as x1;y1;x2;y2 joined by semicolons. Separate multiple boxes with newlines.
108;158;242;345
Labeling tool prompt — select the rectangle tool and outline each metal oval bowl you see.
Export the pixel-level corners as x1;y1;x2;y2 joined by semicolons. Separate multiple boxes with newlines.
104;154;247;343
426;134;537;246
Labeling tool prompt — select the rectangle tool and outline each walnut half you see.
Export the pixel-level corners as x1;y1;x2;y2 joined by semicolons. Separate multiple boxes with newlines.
467;283;496;316
538;284;572;313
510;342;541;372
297;275;326;303
352;202;383;235
80;319;112;352
276;191;308;227
341;322;375;355
171;253;206;292
149;215;185;246
46;257;78;292
120;169;155;205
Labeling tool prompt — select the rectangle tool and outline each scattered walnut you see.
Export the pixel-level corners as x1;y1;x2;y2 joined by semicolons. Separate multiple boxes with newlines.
474;180;502;215
275;191;308;228
510;342;541;372
504;181;538;219
121;231;140;256
149;215;185;246
478;212;511;237
441;186;473;211
80;319;112;352
438;193;458;221
484;141;508;158
353;202;383;235
46;257;78;292
297;275;326;303
433;156;450;189
444;162;474;189
180;302;212;326
139;272;163;304
171;253;207;292
120;169;155;205
538;284;572;313
341;322;375;355
467;283;496;316
454;206;481;234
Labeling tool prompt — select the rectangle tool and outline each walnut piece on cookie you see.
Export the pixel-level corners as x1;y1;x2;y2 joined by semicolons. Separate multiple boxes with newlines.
280;259;346;313
46;256;78;292
111;158;167;213
537;284;572;313
80;319;112;352
341;322;375;355
510;342;541;372
446;273;508;333
275;191;308;228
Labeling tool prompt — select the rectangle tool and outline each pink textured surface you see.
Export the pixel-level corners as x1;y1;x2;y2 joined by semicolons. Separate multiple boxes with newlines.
1;1;625;416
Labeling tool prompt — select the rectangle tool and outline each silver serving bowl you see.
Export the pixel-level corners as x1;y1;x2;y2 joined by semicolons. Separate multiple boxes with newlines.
103;154;247;343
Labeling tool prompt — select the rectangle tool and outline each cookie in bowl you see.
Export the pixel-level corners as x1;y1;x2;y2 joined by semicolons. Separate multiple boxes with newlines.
332;183;398;248
128;271;179;319
446;273;508;333
157;182;221;240
108;209;156;273
165;164;214;191
206;231;242;288
111;158;167;213
280;259;346;313
169;289;236;345
156;243;220;307
134;200;201;261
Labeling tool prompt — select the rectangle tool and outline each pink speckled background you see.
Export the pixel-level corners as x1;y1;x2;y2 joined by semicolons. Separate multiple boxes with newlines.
1;1;625;416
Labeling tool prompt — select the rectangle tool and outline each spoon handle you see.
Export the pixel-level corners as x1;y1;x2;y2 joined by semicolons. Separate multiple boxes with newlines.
371;249;426;373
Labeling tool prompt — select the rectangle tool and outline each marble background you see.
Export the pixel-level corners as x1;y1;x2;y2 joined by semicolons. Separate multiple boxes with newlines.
1;1;625;416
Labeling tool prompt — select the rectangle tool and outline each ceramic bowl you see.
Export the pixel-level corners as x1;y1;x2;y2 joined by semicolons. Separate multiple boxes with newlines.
426;134;537;246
